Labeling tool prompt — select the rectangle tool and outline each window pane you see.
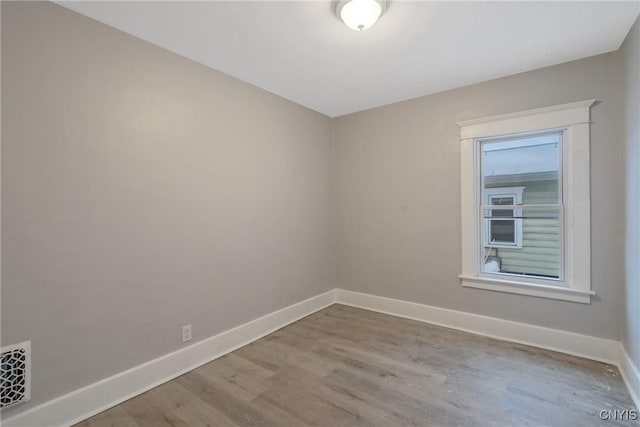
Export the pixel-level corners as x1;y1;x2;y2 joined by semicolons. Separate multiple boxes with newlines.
490;196;514;218
491;196;514;206
482;132;561;205
482;207;561;280
490;220;515;243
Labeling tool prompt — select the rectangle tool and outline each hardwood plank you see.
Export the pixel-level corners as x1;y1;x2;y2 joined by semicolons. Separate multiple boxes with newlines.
217;353;276;382
76;304;637;427
129;381;197;427
120;395;176;427
193;360;268;402
257;363;381;426
172;400;241;427
86;406;141;427
175;371;278;427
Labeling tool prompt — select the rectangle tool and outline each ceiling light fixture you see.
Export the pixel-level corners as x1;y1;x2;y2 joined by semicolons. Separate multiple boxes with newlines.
337;0;387;32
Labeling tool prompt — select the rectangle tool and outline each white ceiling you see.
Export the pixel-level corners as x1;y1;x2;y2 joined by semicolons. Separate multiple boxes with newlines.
57;1;639;117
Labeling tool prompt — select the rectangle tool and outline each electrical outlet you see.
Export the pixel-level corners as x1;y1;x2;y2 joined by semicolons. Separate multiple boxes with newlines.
182;325;192;343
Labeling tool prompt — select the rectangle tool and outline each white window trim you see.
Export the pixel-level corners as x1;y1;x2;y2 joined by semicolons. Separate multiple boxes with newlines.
483;186;525;248
457;100;596;304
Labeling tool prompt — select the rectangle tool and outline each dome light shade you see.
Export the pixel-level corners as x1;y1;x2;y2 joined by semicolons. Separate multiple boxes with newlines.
337;0;386;32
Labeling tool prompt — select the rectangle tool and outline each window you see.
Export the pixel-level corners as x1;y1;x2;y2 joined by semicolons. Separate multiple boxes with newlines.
458;100;596;303
483;186;524;248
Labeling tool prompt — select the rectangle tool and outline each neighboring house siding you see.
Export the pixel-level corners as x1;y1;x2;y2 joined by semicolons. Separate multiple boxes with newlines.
488;180;560;277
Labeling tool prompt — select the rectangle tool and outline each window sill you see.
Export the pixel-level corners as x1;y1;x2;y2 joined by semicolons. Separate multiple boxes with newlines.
459;275;594;304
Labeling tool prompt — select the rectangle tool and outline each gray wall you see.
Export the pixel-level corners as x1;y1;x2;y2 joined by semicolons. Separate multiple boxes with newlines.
1;1;334;415
621;17;640;371
333;52;623;340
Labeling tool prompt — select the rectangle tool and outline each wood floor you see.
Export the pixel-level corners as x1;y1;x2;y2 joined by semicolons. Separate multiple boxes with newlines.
76;304;636;427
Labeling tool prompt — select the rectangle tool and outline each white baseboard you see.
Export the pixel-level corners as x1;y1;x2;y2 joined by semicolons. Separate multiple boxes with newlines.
334;289;620;365
2;289;337;427
4;287;636;426
618;343;640;410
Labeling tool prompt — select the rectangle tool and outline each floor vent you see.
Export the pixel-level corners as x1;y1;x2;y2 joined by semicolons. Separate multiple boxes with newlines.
1;341;31;408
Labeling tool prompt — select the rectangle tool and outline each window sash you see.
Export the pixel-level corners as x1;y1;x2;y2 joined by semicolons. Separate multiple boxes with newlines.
478;204;565;285
480;130;564;206
477;130;565;285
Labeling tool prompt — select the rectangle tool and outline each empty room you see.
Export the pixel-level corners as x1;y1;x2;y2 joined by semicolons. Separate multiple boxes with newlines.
1;0;639;426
